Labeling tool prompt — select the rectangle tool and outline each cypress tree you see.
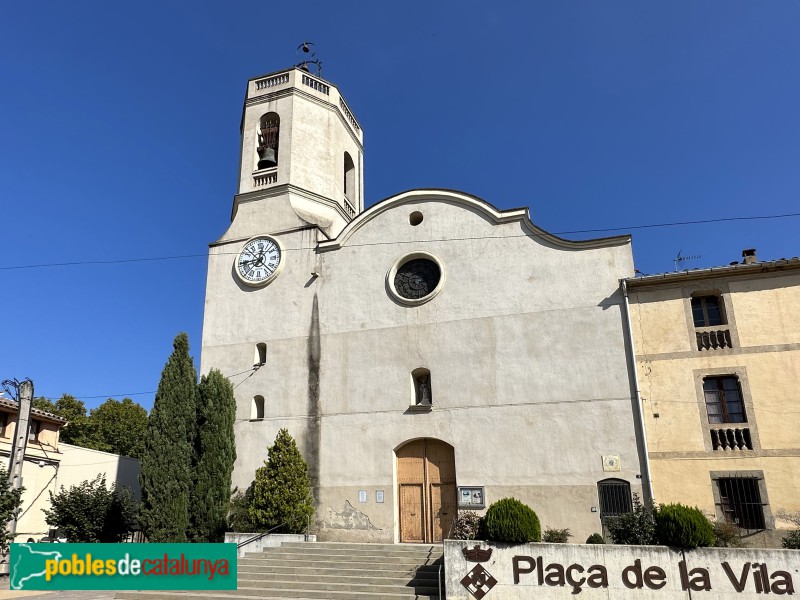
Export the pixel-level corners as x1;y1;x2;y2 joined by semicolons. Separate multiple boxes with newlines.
250;429;314;534
189;369;237;542
139;333;198;542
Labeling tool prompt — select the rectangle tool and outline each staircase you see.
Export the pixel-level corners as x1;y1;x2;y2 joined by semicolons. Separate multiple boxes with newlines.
115;541;444;600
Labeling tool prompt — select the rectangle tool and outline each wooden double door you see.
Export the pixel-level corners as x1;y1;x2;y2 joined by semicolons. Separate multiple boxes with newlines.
397;439;456;543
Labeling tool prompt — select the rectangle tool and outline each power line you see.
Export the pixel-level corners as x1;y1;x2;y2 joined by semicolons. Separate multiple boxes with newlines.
36;368;256;402
37;391;156;401
0;254;206;271
2;211;800;271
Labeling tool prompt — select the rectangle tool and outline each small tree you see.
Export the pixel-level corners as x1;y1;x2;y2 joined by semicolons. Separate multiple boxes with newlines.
655;503;715;549
250;429;314;533
139;332;198;543
605;493;657;545
91;398;149;459
484;498;541;543
0;466;24;552
189;369;237;542
44;475;137;543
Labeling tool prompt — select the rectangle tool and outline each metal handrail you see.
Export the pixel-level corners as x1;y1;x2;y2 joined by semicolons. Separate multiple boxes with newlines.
236;514;313;550
235;522;292;549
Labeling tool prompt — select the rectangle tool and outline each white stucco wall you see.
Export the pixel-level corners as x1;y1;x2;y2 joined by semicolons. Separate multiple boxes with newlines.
57;443;141;499
202;187;642;544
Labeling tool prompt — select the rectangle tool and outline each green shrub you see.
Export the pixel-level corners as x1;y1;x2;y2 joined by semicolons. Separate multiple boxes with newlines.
543;527;572;543
713;521;745;548
655;503;714;549
451;511;483;540
782;530;800;549
484;498;541;543
606;493;657;545
586;533;605;544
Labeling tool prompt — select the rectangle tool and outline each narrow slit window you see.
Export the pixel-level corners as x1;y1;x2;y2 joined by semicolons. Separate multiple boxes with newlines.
254;343;267;366
344;152;355;200
252;395;265;420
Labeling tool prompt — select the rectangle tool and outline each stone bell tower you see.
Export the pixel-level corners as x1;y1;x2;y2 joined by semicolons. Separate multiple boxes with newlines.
227;62;364;241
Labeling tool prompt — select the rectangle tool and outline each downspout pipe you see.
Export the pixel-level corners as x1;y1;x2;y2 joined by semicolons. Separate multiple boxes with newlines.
621;278;654;502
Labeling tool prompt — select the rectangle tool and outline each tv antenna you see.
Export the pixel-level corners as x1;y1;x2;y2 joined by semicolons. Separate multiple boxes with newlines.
674;250;701;272
296;42;323;77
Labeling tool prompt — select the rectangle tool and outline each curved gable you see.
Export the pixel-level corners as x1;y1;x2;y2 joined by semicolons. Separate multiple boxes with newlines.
318;188;630;252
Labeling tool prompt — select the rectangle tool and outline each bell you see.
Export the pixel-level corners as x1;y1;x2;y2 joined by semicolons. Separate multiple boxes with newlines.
257;146;277;169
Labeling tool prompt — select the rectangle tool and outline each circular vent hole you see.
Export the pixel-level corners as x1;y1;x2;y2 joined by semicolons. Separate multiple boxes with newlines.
409;211;423;226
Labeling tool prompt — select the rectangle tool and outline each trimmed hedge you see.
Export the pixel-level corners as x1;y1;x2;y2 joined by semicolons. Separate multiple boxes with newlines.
655;503;715;549
586;533;605;544
484;498;541;543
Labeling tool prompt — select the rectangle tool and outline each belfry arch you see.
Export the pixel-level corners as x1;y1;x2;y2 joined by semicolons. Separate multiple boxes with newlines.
395;438;456;543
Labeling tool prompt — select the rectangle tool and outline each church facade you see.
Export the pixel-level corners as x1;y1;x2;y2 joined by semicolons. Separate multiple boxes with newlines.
200;65;647;543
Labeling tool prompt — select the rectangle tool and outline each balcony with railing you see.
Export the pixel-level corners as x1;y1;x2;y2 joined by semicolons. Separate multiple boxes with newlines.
343;196;356;218
253;169;278;188
710;427;752;451
249;69;363;142
696;327;733;351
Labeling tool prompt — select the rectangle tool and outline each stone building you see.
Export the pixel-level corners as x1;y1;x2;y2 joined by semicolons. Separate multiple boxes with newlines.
200;65;648;543
625;250;800;547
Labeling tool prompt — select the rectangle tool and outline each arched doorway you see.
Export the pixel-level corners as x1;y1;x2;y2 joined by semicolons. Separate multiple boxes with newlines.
396;439;456;543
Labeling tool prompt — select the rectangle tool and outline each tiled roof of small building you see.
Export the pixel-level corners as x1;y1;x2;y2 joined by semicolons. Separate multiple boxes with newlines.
0;397;68;424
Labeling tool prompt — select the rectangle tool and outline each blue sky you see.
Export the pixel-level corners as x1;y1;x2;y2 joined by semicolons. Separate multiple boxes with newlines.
2;1;799;411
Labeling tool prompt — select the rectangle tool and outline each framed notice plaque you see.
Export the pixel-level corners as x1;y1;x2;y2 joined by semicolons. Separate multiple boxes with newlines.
457;486;486;510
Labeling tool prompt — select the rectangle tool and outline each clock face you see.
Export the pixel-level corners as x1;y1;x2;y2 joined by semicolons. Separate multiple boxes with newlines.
235;236;283;286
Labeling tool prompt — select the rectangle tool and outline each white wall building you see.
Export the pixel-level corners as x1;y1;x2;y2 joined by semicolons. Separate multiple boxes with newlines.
0;398;140;543
200;65;647;543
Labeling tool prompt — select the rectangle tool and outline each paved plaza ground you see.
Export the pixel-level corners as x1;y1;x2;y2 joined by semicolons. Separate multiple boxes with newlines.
0;578;117;599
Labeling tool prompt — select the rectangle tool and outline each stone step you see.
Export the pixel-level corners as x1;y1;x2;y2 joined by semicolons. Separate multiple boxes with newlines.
251;546;441;559
238;572;437;585
238;564;439;579
244;550;442;566
277;541;439;553
236;578;439;594
117;589;439;600
236;586;438;599
116;541;444;600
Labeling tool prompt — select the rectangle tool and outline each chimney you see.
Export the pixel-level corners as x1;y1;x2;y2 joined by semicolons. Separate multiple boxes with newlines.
742;248;758;265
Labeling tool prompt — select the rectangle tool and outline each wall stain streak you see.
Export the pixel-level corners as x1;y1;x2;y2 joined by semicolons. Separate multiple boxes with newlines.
306;292;322;505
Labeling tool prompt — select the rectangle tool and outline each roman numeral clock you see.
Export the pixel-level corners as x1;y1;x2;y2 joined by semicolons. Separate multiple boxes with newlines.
234;235;284;287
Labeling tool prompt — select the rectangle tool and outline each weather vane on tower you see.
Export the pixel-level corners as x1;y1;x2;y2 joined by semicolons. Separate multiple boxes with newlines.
296;42;323;77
